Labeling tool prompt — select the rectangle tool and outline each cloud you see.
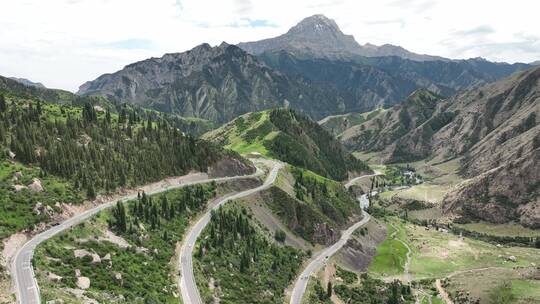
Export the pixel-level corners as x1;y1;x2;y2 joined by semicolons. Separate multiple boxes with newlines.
229;18;278;28
364;18;406;29
99;39;155;50
454;25;496;37
388;0;437;13
0;0;539;91
233;0;253;14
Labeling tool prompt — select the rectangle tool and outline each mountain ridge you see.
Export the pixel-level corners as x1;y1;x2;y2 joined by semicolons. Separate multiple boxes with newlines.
78;43;345;123
340;66;540;227
238;14;449;62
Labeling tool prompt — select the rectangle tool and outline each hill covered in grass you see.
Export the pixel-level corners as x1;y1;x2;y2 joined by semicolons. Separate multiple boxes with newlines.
203;108;370;181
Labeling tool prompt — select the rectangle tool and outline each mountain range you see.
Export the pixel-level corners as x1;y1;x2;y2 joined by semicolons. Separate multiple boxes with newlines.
9;77;46;88
338;66;540;227
78;15;531;123
238;14;447;62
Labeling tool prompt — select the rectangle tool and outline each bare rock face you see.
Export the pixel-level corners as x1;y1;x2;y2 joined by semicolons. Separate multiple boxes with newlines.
13;184;27;192
207;154;256;178
312;222;340;246
47;271;62;282
76;276;90;289
74;249;101;263
337;220;387;272
13;171;23;180
444;149;540;227
238;14;445;62
77;43;339;123
28;178;43;192
33;202;43;215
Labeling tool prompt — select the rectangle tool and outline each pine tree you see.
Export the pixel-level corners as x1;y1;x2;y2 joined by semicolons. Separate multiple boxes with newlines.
86;183;96;199
327;281;332;298
0;94;6;113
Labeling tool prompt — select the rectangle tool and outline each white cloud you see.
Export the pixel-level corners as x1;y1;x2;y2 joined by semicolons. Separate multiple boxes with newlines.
0;0;539;91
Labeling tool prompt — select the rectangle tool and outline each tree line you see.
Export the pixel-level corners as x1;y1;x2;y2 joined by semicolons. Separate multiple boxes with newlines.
0;93;228;199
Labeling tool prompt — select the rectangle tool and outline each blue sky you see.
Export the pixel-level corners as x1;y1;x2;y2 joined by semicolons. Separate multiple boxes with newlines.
0;0;538;91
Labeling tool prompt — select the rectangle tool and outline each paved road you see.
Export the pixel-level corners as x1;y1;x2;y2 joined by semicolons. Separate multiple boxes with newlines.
344;173;380;188
289;174;376;304
289;212;371;304
12;168;264;304
179;159;282;304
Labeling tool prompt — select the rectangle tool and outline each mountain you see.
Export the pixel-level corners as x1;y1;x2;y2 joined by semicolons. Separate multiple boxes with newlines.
319;107;386;137
203;108;370;180
78;15;530;124
341;66;540;227
9;77;46;88
259;51;530;113
340;89;444;157
531;60;540;66
238;14;445;62
78;43;347;123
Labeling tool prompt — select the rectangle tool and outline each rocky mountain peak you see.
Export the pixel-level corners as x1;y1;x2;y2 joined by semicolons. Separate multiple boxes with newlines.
286;14;342;36
238;14;452;61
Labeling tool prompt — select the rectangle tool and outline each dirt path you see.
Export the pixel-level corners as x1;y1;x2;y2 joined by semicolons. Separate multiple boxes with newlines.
435;279;454;304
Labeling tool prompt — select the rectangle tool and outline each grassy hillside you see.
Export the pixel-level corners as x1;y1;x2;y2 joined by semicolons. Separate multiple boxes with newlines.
204;108;370;180
256;166;363;245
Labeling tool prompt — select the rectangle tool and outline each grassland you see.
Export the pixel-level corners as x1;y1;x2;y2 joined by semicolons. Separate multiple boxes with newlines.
455;222;540;238
445;267;540;304
380;184;451;204
366;216;540;303
368;220;409;276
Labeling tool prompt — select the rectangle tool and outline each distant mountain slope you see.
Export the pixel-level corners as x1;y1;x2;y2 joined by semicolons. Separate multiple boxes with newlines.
342;66;540;227
78;43;344;123
319;108;386;137
1;75;82;104
78;16;530;124
203;108;370;180
8;77;45;88
259;50;530;112
341;89;444;159
238;14;445;62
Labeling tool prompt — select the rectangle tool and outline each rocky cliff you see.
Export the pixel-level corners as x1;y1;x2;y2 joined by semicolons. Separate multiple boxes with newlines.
78;43;342;123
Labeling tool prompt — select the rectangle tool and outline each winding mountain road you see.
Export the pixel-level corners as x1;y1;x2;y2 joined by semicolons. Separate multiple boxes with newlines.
289;174;377;304
11;166;264;304
179;159;282;304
